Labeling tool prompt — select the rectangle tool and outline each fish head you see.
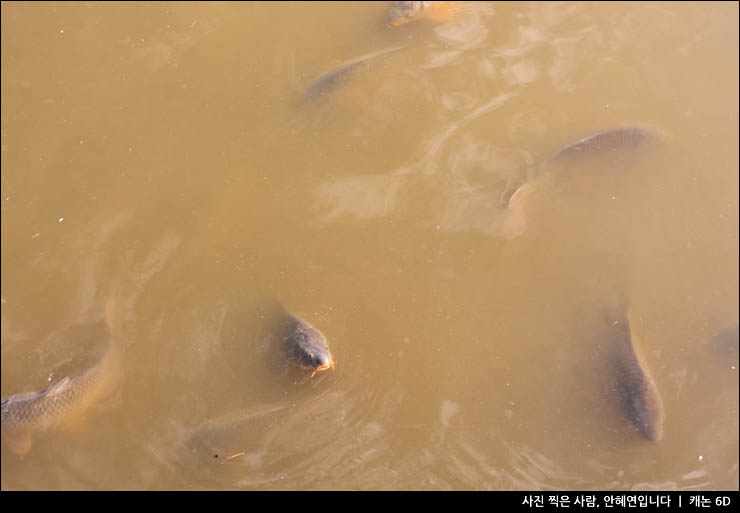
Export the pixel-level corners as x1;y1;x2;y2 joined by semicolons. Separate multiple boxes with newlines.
285;321;334;374
387;1;433;27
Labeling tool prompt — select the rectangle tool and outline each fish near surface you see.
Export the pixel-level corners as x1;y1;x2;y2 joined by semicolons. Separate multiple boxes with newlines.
255;302;334;376
543;126;657;168
1;299;123;456
184;305;334;469
186;403;295;466
607;315;665;442
276;308;334;375
301;46;409;106
504;126;659;232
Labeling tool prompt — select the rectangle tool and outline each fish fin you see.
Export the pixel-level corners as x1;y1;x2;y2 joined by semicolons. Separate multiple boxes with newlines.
500;207;527;240
46;358;76;385
4;429;33;456
506;181;536;211
45;376;72;396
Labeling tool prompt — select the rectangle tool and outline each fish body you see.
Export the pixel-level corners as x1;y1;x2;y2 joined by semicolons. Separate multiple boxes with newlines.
1;301;122;455
506;126;658;209
610;317;664;441
187;403;293;463
545;126;655;165
302;46;407;103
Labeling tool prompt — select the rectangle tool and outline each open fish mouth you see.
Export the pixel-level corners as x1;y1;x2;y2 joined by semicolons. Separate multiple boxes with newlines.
310;360;335;377
316;361;335;372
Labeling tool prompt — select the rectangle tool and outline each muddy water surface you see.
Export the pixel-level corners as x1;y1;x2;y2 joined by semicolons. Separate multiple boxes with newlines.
1;1;737;489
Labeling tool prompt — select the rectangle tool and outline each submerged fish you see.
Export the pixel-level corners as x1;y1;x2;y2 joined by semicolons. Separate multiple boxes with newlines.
608;315;665;442
184;306;333;468
187;403;294;464
1;300;122;456
506;126;658;209
545;126;656;165
302;46;408;103
387;1;459;27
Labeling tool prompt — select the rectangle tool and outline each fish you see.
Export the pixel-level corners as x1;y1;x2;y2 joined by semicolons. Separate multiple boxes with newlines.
544;126;656;166
186;403;294;464
1;299;123;456
183;305;334;469
505;126;658;209
302;46;408;103
608;315;665;442
276;307;334;375
387;1;459;27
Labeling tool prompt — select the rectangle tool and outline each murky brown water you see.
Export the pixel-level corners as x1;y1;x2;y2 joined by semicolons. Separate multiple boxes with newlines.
1;1;738;490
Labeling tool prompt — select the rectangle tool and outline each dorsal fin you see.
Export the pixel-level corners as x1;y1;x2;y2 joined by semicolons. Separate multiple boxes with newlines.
45;376;72;397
